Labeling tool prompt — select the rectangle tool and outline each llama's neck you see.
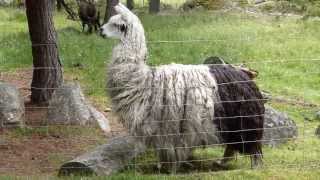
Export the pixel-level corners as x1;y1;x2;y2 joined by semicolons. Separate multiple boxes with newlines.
107;33;152;130
107;23;151;102
111;25;148;64
107;21;152;125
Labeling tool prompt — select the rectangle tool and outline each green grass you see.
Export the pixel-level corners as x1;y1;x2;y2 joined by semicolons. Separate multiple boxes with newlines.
1;8;320;103
1;6;320;180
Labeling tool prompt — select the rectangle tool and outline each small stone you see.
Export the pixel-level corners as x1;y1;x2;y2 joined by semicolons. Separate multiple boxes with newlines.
104;108;112;112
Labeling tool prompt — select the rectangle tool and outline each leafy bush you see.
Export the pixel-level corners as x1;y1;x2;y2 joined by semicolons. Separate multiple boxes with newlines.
182;0;228;10
257;0;320;17
195;0;226;10
306;3;320;17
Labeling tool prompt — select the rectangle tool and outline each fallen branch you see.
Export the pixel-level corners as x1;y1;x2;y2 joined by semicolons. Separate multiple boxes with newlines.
57;0;78;20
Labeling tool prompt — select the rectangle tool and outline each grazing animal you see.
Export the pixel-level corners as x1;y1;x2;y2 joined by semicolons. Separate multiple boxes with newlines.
101;3;264;172
78;0;100;33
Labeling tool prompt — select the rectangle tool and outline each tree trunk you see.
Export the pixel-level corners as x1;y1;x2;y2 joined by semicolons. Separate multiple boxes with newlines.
26;0;63;105
149;0;160;14
59;136;147;176
104;0;119;23
127;0;134;10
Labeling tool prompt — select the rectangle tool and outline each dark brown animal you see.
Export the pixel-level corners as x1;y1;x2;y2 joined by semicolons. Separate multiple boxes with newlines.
78;0;101;33
204;58;265;168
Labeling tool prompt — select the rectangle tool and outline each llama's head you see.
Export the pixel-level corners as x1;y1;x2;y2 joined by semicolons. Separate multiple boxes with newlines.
100;3;144;40
101;3;147;63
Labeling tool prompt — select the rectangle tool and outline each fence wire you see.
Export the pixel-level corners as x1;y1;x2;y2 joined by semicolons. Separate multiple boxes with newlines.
0;59;319;175
0;3;320;177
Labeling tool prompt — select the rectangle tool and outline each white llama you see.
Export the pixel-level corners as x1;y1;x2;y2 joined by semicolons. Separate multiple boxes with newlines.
101;3;263;171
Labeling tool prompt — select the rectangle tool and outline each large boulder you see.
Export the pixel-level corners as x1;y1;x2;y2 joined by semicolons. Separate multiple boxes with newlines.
59;136;146;176
47;82;110;133
263;105;298;147
0;0;13;6
0;82;24;128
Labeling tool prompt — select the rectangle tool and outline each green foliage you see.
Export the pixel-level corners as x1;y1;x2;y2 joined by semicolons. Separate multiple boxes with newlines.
0;7;26;22
306;2;320;17
265;0;320;17
195;0;226;10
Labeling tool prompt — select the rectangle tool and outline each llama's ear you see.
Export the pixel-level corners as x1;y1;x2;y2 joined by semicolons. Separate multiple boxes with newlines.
115;3;133;20
118;3;131;13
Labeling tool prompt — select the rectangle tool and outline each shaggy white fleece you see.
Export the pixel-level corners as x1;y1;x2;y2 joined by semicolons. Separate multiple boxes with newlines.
101;3;219;170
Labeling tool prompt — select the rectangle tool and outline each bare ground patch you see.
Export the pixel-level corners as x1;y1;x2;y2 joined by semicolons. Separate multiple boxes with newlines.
0;69;126;176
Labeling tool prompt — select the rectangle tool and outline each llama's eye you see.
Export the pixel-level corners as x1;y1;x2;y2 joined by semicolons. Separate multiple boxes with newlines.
120;24;127;33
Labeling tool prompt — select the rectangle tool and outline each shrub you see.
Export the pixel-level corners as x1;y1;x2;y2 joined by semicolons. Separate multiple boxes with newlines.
182;0;228;10
306;3;320;17
196;0;226;10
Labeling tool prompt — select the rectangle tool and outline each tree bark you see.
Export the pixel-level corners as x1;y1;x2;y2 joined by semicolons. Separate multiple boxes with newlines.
59;136;147;176
104;0;119;23
127;0;134;10
149;0;160;14
26;0;63;105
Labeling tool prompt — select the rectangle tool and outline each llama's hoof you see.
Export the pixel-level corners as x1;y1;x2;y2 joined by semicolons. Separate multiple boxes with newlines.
251;162;263;169
251;155;263;169
181;161;195;170
211;160;229;170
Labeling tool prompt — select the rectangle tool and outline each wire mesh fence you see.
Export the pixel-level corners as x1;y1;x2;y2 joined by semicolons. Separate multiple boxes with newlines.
0;61;319;176
0;1;320;177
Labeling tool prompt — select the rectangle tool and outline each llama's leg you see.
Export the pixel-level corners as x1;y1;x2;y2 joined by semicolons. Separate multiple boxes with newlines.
88;24;93;34
82;22;85;32
250;152;263;169
94;22;99;32
176;147;194;170
219;145;236;165
157;146;177;173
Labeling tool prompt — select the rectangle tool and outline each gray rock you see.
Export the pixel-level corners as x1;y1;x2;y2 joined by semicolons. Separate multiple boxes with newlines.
0;0;13;6
315;111;320;120
48;82;110;133
0;82;24;128
263;105;298;147
59;136;146;176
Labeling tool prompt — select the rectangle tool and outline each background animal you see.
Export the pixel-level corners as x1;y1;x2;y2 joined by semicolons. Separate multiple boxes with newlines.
78;0;100;33
101;3;265;172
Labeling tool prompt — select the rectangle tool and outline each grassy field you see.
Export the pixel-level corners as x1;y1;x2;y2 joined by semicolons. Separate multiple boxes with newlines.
0;4;320;180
